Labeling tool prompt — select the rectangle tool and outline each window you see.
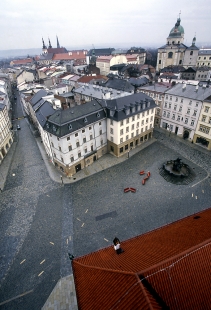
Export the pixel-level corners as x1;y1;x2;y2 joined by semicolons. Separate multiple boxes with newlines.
120;120;124;126
141;128;143;133
61;157;64;162
167;112;170;118
163;111;166;117
110;128;113;134
204;106;209;113
90;134;93;140
146;118;149;123
84;148;87;154
75;133;78;137
147;110;149;115
125;144;128;150
120;129;124;135
120;147;123;153
131;124;134;130
126;135;129;140
172;114;175;120
57;137;60;141
174;105;177;111
187;108;190;114
84;117;87;123
131;132;134;138
126;126;129;133
202;115;206;122
51;142;54;147
185;118;188;124
71;156;74;162
82;129;85;133
195;102;199;107
177;115;181;121
69;145;72;151
126;118;129;124
83;137;86;143
165;102;167;108
59;146;61;151
99;129;102;135
132;116;135;121
145;126;148;131
179;106;182;112
170;96;172;101
136;129;139;135
168;52;173;58
189;101;192;105
150;116;153;121
193;110;197;116
137;122;139;127
67;136;70;141
191;120;195;126
190;51;193;55
137;114;140;119
110;136;113;142
78;152;81;158
142;112;145;117
76;142;80;147
176;97;178;102
110;119;113;125
120;137;123;143
99;122;101;126
166;95;168;99
89;126;92;130
169;103;171;109
209;118;211;124
159;60;161;64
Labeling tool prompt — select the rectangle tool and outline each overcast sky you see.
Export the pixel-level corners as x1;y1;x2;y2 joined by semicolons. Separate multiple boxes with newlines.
0;0;211;51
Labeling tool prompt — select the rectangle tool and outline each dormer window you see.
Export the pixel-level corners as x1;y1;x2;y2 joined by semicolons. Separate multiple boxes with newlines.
96;112;100;118
53;125;57;132
46;122;49;128
68;124;72;130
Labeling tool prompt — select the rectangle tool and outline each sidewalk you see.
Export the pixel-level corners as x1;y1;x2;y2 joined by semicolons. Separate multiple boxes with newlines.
35;136;157;185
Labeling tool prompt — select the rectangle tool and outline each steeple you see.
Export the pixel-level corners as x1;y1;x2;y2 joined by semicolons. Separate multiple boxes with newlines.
56;35;60;48
42;37;47;49
192;35;196;46
48;38;52;48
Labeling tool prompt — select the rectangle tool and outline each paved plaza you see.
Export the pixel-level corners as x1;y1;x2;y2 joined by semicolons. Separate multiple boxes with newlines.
0;106;211;310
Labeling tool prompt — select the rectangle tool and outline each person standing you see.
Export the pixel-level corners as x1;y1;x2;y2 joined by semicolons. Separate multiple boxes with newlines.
113;237;123;254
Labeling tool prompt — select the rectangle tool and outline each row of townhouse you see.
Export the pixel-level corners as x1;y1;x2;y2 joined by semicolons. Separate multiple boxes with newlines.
140;82;211;150
0;103;13;164
31;91;156;176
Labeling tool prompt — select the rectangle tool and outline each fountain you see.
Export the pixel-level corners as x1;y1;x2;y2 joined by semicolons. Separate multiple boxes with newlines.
160;157;196;185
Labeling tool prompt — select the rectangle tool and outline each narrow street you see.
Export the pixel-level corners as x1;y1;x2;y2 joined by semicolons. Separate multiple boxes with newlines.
0;92;71;309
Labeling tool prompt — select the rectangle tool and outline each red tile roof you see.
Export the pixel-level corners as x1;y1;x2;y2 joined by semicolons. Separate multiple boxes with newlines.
11;58;33;65
77;75;108;83
53;53;86;61
72;208;211;309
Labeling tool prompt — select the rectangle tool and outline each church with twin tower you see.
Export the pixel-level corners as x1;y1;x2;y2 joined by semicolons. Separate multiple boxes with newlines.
156;15;199;71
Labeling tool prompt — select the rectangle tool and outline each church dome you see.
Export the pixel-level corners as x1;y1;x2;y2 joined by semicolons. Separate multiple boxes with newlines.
169;17;184;37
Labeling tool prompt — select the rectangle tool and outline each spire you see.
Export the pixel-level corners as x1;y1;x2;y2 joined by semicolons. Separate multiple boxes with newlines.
48;38;52;48
56;35;60;48
192;34;196;46
42;37;46;49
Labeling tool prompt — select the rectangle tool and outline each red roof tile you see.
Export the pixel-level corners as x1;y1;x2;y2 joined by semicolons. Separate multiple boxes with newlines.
72;208;211;309
77;75;108;83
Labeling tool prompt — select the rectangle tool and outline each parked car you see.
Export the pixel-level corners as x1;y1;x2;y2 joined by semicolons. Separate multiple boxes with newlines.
17;125;21;130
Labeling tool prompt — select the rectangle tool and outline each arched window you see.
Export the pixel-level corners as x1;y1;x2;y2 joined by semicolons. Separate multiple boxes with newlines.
168;52;173;59
190;51;193;55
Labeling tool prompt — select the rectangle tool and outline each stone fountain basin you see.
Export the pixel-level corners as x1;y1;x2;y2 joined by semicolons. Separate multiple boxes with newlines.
163;162;190;177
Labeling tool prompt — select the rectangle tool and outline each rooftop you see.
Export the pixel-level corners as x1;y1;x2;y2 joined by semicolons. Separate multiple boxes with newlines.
72;207;211;310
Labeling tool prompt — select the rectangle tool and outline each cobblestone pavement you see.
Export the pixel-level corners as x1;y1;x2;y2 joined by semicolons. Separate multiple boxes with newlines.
1;92;211;310
0;94;68;309
72;128;211;257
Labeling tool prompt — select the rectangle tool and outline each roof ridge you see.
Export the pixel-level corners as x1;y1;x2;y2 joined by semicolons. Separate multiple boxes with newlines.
138;237;211;276
73;259;135;276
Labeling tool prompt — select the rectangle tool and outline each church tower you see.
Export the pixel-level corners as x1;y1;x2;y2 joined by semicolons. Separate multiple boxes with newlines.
42;38;47;54
48;38;52;49
156;14;187;71
56;36;60;48
183;36;199;68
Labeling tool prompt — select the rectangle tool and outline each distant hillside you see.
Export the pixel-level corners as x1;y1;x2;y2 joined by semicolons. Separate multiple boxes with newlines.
0;48;42;59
